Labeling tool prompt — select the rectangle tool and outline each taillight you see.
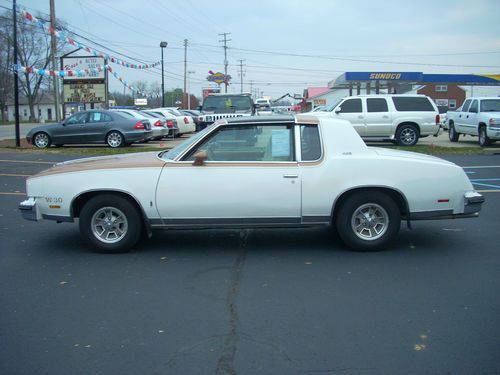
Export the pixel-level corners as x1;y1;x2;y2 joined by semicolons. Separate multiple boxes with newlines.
436;114;440;125
166;120;174;128
154;120;162;127
134;121;145;129
184;117;189;124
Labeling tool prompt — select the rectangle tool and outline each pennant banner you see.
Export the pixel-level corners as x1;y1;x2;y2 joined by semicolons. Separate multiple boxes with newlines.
22;10;161;70
14;64;161;99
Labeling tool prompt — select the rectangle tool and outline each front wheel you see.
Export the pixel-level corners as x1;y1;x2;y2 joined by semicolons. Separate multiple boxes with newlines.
33;132;51;148
335;192;401;251
478;126;491;147
395;124;419;146
106;131;124;148
449;122;459;142
79;194;143;253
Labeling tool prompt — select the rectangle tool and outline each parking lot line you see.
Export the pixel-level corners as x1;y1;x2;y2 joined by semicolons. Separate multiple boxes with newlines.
0;192;25;196
0;173;31;177
472;182;500;189
476;190;500;193
463;165;500;169
0;159;54;164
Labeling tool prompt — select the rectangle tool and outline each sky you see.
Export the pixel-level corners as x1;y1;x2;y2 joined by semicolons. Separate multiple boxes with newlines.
3;0;500;100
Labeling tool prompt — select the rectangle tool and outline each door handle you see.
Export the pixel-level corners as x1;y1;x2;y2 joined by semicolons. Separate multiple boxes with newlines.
358;115;363;119
459;115;462;118
283;174;298;179
382;115;389;119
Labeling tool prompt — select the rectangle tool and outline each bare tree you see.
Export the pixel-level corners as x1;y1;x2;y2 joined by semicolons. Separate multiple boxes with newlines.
0;13;13;122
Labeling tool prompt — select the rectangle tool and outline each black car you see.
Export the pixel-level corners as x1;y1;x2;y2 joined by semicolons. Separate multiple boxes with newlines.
26;110;153;148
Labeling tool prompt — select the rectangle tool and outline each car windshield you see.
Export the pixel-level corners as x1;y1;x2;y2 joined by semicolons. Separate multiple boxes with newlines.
480;99;500;112
324;99;342;112
159;124;216;160
202;95;253;112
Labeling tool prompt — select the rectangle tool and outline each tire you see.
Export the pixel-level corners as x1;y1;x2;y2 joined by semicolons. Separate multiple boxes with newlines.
79;194;143;253
335;192;401;251
395;124;419;146
33;132;51;148
448;122;459;142
478;126;491;147
106;131;124;148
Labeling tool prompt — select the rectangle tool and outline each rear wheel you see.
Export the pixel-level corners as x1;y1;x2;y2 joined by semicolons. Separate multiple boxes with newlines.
33;132;51;148
79;194;143;253
335;192;401;251
478;126;491;147
106;131;124;148
395;124;419;146
448;122;459;142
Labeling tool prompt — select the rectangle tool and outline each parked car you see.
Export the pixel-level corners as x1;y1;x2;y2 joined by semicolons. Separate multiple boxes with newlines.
447;97;500;146
197;93;256;130
180;109;201;129
110;109;167;140
308;95;441;146
26;110;152;148
155;107;195;135
144;109;179;137
19;115;484;253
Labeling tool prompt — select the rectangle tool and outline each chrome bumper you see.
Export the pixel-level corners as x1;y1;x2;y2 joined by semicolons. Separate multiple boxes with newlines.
463;191;485;215
18;197;39;221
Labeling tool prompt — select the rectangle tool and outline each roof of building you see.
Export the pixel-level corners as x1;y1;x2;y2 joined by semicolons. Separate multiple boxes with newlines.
6;92;55;106
305;87;330;99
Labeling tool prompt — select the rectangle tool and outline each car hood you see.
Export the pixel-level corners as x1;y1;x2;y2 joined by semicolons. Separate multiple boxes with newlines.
371;147;456;166
32;152;165;178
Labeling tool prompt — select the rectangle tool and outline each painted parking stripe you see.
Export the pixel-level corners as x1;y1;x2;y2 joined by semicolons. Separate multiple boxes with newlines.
463;165;500;169
0;173;31;177
0;159;54;164
471;182;500;189
0;192;25;196
470;178;500;181
477;190;500;193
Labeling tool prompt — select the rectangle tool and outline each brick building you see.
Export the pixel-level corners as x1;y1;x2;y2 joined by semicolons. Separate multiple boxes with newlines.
417;84;466;112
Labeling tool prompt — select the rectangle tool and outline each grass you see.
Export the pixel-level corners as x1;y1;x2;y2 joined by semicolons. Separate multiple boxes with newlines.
387;145;489;155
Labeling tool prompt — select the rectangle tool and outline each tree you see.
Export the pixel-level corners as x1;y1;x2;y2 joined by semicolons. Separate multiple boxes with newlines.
0;9;68;121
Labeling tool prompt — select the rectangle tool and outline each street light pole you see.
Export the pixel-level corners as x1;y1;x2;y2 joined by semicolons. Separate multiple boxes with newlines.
160;41;167;107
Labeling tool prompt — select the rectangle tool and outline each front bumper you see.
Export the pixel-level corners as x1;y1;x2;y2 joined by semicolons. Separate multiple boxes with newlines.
19;197;40;221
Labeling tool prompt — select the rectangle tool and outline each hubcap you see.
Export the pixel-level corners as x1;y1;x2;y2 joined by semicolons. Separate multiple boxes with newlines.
108;133;122;147
35;133;49;148
91;207;128;244
400;128;416;145
351;203;389;241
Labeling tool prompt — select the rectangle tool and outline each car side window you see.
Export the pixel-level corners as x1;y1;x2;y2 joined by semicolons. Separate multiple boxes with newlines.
468;100;478;113
65;112;87;125
185;125;295;162
367;98;388;112
461;99;472;112
339;99;362;113
88;112;110;123
300;125;321;161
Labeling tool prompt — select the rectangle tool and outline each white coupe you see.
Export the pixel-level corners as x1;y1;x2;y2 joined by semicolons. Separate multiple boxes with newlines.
19;115;484;253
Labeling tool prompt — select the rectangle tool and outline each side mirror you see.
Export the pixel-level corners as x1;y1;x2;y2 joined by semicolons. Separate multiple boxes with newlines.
61;121;66;126
197;105;202;111
334;107;341;114
192;150;208;166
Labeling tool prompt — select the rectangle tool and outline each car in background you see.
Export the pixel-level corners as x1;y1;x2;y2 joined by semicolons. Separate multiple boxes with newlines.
155;107;196;135
110;109;167;141
26;110;152;148
309;95;441;146
197;93;256;131
144;109;179;137
19;115;484;253
180;109;201;129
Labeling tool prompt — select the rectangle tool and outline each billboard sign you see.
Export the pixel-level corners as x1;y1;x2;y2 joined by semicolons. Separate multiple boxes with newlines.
61;56;105;81
63;81;106;103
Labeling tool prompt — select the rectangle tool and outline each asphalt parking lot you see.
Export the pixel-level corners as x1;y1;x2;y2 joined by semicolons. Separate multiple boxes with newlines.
1;150;499;375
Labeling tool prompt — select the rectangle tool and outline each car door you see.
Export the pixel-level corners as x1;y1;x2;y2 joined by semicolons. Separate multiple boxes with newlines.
333;98;366;136
364;97;392;136
51;112;89;144
455;99;471;132
155;123;301;225
85;112;112;143
464;100;479;134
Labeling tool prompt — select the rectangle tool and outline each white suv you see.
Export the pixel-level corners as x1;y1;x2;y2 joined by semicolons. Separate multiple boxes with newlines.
310;95;441;146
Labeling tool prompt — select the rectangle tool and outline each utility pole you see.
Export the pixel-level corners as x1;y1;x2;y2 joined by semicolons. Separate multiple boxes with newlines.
218;32;231;93
13;0;20;147
50;0;61;121
238;59;244;94
183;39;188;108
249;80;253;99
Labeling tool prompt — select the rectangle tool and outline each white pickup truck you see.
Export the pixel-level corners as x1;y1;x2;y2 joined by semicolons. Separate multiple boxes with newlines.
447;97;500;146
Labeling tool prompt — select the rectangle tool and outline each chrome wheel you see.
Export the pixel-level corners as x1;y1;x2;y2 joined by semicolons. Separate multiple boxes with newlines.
107;132;123;148
399;128;417;145
34;133;50;148
91;207;128;244
351;203;389;241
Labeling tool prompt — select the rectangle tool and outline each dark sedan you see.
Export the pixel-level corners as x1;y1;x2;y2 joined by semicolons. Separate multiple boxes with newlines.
26;110;153;148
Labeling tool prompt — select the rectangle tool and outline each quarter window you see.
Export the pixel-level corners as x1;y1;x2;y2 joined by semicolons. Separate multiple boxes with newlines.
300;125;321;161
186;125;294;162
367;98;388;112
339;99;362;113
392;97;434;111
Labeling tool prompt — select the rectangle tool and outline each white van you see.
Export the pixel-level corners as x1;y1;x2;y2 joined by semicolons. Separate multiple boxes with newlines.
310;95;441;146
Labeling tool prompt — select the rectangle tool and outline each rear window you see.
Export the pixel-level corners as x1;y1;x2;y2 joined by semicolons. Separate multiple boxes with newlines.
392;97;435;112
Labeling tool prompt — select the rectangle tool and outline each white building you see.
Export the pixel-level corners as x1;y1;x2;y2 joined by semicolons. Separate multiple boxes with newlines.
5;93;59;122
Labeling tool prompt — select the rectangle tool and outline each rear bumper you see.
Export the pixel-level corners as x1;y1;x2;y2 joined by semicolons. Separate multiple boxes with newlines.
410;191;485;220
125;130;153;143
